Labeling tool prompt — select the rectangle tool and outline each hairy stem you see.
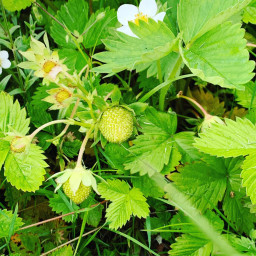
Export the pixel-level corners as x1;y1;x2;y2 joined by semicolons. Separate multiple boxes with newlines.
76;126;94;168
177;93;210;117
29;120;69;140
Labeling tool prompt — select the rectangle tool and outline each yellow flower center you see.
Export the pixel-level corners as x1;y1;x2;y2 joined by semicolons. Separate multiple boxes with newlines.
55;89;71;103
134;12;148;25
43;61;56;73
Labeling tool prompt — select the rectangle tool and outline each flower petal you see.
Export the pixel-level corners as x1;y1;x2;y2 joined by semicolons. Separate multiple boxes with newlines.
1;59;11;69
153;12;166;22
0;50;9;60
117;26;138;38
139;0;157;17
117;4;139;26
0;67;2;75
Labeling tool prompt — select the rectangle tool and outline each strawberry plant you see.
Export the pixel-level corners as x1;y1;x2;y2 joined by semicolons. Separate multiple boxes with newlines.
1;0;256;255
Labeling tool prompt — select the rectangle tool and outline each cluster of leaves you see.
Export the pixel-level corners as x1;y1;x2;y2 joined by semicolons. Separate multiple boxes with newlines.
1;0;256;255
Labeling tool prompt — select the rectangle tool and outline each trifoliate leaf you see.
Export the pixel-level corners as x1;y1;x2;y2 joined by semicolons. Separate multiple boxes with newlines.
243;0;256;24
178;0;252;44
0;139;10;169
98;179;149;229
0;209;23;239
4;144;48;192
194;118;256;157
124;107;180;176
0;92;30;136
49;194;79;223
2;0;33;11
49;245;73;256
241;153;256;205
50;0;89;49
236;81;256;108
181;22;255;90
93;19;177;74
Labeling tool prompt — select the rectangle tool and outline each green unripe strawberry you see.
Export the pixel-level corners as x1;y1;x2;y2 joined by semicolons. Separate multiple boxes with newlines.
10;136;31;153
63;179;91;204
99;106;134;144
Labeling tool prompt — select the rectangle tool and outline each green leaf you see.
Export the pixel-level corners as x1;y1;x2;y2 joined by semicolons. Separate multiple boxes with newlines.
62;140;82;158
4;144;48;192
241;153;256;204
124;107;180;176
0;139;10;169
181;22;255;90
2;0;33;11
178;0;252;44
223;182;255;234
49;245;73;256
58;48;88;72
83;8;118;48
132;173;165;198
98;179;149;229
49;194;80;223
171;157;227;212
236;81;256;108
0;92;30;136
50;0;89;49
169;234;212;256
93;19;176;74
169;210;224;256
0;209;23;239
243;0;256;24
80;196;103;227
194;118;256;157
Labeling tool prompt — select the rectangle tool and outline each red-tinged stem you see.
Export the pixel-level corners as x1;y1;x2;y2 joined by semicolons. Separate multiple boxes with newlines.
177;92;211;118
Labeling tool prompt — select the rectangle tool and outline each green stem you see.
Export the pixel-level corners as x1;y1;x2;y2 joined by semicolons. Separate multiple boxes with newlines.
159;55;183;111
139;74;195;103
29;120;69;140
0;0;24;91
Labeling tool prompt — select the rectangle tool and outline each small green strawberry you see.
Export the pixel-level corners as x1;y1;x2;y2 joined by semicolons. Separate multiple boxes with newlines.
99;106;134;144
10;136;31;153
63;179;91;204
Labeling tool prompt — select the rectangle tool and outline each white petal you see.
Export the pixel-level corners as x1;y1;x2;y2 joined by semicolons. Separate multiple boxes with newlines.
48;65;62;80
69;172;82;194
117;4;139;26
0;50;9;60
1;59;11;69
139;0;157;17
81;171;93;186
117;26;138;38
0;67;2;75
153;12;166;22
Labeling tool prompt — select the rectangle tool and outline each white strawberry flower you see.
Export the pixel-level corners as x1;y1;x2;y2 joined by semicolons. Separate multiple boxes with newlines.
0;50;11;74
117;0;166;37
